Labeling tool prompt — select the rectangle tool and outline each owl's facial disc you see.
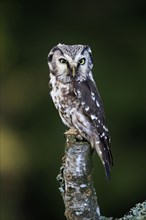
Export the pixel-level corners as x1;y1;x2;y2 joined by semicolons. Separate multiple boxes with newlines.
48;47;88;81
58;55;86;78
57;55;77;78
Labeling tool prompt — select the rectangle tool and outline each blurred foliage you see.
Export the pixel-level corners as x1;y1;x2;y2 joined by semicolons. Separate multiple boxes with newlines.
0;0;146;219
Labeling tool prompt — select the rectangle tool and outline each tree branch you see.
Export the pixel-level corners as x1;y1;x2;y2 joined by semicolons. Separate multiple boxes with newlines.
57;132;100;220
56;132;146;220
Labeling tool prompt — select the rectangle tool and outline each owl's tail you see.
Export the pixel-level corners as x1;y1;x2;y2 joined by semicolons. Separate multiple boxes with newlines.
90;136;113;180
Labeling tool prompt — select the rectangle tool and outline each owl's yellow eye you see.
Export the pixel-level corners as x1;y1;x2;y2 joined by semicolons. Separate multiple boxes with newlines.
79;58;86;65
59;58;67;64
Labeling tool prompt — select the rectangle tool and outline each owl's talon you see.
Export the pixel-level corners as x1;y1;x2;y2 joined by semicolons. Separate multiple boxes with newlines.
64;127;78;136
64;128;83;141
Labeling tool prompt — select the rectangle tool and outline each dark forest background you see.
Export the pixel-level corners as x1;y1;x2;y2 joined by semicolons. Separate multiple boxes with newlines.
1;1;146;219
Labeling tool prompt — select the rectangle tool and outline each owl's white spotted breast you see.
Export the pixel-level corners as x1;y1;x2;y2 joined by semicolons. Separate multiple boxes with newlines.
50;73;80;128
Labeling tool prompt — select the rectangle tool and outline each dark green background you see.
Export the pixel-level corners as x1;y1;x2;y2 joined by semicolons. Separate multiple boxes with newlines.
1;1;146;219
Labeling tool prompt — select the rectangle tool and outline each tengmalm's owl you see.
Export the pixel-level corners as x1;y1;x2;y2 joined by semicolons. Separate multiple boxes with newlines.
48;44;113;179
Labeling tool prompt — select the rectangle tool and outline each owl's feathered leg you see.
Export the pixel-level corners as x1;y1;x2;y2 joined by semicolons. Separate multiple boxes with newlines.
64;127;83;140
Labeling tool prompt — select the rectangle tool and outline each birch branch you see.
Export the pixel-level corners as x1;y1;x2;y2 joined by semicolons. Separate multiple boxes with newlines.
56;132;146;220
57;132;100;220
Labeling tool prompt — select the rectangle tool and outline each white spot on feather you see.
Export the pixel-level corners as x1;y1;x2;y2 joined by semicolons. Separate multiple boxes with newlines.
101;132;105;138
91;114;98;120
76;211;82;216
96;100;100;107
91;92;96;101
85;106;89;111
103;125;108;132
81;101;85;105
77;89;81;98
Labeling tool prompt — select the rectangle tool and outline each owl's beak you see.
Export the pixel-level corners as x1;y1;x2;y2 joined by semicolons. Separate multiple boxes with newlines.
72;66;76;78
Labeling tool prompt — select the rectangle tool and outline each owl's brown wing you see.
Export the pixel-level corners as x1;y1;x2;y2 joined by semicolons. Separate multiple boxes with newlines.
73;77;113;179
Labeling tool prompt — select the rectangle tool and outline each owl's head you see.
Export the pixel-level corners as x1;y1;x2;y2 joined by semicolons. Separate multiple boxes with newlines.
48;43;93;83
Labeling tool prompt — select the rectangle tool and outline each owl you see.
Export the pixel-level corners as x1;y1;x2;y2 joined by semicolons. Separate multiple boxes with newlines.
48;43;113;179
